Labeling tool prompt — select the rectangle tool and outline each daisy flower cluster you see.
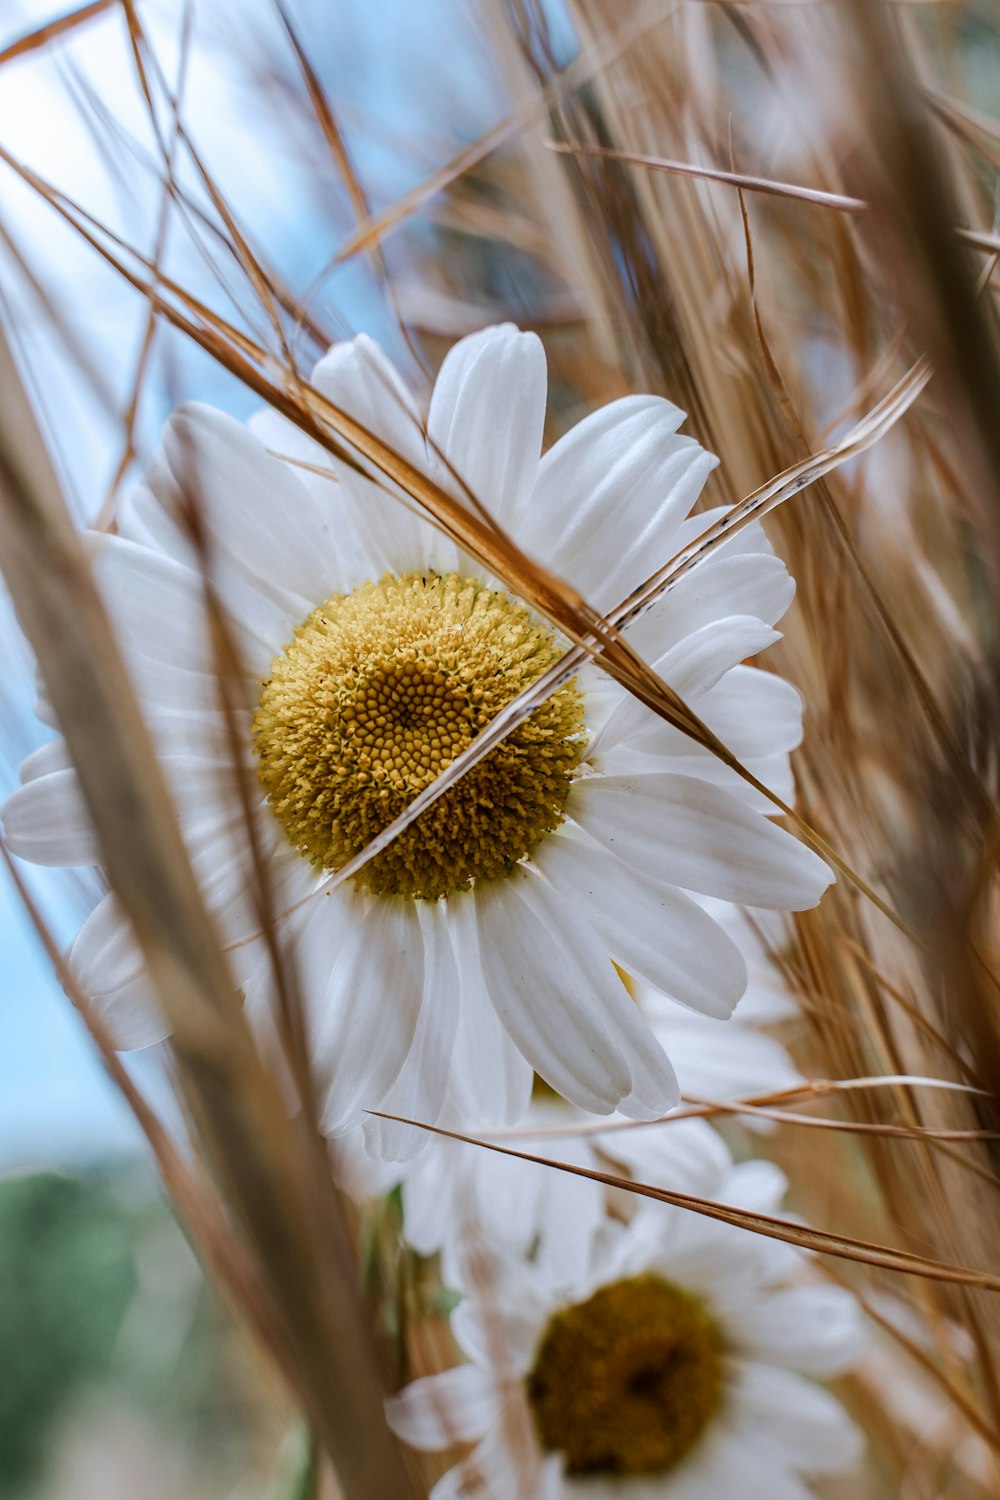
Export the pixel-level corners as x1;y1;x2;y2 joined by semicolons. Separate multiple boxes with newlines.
3;323;864;1492
386;1118;864;1500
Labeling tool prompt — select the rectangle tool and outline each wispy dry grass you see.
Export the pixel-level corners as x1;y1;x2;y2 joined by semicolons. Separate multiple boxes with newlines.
2;1;1000;1496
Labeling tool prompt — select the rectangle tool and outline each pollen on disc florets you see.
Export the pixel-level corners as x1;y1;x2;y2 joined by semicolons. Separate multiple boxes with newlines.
253;571;586;900
527;1274;725;1477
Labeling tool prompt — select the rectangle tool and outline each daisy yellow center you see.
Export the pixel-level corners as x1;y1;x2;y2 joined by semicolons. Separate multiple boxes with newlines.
526;1274;724;1477
253;571;585;900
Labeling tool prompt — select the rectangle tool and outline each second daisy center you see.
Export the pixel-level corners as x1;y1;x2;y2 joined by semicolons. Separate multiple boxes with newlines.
253;572;585;900
527;1273;724;1477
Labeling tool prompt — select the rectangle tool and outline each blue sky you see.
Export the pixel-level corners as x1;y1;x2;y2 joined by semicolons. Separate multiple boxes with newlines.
0;858;148;1168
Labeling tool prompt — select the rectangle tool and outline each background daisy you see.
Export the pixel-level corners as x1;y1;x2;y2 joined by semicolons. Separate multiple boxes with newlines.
388;1128;865;1500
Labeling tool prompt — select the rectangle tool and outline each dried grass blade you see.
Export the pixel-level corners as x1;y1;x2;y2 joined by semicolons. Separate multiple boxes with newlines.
0;0;113;67
546;138;868;213
0;837;300;1392
372;1115;1000;1290
679;1094;1000;1141
333;0;679;263
491;1076;992;1139
926;87;1000;171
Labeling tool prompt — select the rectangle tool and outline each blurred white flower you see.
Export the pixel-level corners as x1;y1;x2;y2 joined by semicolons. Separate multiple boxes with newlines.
387;1128;865;1500
2;325;829;1145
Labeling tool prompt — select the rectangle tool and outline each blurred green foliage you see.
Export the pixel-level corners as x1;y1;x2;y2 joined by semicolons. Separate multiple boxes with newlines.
0;1168;274;1499
0;1171;136;1494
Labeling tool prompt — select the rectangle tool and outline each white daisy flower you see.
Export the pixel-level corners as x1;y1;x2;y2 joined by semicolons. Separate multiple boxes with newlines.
2;324;831;1140
387;1135;865;1500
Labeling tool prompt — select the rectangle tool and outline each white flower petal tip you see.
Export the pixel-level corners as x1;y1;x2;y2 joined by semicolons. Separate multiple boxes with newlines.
429;324;547;531
310;333;426;468
730;1285;869;1377
523;394;719;611
733;1364;865;1477
2;770;99;867
385;1366;500;1450
572;772;834;912
18;738;72;784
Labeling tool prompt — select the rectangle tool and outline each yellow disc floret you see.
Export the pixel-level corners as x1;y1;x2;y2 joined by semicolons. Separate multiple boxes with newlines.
527;1273;725;1477
253;571;585;900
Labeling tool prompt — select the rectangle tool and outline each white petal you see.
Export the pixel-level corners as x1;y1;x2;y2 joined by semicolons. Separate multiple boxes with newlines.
717;1160;800;1283
293;893;424;1136
640;997;801;1114
89;533;212;662
598;1199;683;1281
592;616;781;757
725;1158;789;1216
402;1138;477;1259
246;406;366;592
363;900;459;1161
731;1362;863;1475
526;1143;608;1288
596;1116;731;1198
536;823;747;1018
33;673;58;730
524;396;717;611
116;451;192;558
87;534;254;705
623;552;795;664
311;334;458;576
70;894;168;1049
119;438;307;675
160;404;341;614
594;658;804;807
599;741;796;816
469;1149;553;1267
667;503;773;562
654;1422;814;1500
428;325;546;531
570;772;833;910
450;1267;552;1375
19;738;72;782
447;893;534;1126
475;868;678;1117
3;768;99;866
612;1199;767;1304
386;1365;500;1450
313;334;427;470
694;667;804;761
113;705;232;767
727;1285;867;1376
428;1427;541;1500
330;1124;404;1202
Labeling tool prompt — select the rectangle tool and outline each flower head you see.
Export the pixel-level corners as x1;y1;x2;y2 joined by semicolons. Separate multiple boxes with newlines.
2;325;831;1145
387;1124;865;1499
